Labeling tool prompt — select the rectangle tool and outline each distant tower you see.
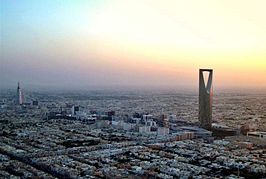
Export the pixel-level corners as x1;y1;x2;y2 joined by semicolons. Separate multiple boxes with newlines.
17;82;23;105
71;106;80;116
199;69;213;130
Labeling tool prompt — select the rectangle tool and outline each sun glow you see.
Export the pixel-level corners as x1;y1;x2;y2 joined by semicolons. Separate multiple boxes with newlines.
1;0;266;88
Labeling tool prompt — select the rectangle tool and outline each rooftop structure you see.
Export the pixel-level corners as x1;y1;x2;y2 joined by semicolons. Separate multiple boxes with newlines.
247;131;266;139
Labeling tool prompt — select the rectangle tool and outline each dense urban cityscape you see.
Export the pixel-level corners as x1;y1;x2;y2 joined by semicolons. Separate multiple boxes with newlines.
1;1;266;178
0;78;266;178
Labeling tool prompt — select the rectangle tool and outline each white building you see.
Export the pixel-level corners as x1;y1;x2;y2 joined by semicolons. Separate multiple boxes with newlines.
157;127;170;136
139;126;151;133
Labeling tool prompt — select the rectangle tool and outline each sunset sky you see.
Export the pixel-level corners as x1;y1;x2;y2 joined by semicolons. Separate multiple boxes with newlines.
1;0;266;90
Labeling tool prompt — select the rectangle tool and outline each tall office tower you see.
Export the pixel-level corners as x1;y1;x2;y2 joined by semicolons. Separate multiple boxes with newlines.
199;69;213;130
17;82;23;105
71;106;80;116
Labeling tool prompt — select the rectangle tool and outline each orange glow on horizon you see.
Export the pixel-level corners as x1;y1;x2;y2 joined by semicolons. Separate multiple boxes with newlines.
2;0;266;89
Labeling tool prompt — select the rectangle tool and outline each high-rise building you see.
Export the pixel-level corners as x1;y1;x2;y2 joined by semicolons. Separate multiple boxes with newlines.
71;106;80;116
199;69;213;130
16;82;23;105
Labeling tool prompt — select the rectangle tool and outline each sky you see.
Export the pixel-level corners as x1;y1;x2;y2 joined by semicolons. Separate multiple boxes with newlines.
1;0;266;90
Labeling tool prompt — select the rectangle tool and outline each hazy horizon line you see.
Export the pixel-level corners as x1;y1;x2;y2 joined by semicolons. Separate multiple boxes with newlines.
1;84;266;94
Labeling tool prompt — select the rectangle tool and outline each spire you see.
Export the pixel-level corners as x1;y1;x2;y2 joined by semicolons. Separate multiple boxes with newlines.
16;81;23;105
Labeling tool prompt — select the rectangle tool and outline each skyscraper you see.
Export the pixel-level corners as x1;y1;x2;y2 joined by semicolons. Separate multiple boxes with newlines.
17;82;23;105
199;69;213;130
71;105;80;116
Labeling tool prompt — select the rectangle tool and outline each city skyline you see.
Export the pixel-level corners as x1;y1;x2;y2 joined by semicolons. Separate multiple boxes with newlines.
1;2;266;177
1;0;266;90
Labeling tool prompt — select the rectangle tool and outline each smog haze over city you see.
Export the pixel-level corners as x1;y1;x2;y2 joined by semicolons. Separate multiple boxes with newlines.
1;1;266;179
1;0;266;90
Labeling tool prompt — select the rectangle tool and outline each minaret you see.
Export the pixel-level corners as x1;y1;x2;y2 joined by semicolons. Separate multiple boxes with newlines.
17;82;23;105
199;69;213;130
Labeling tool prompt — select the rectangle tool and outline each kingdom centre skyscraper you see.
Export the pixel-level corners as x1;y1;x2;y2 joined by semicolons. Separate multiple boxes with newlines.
199;69;213;130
